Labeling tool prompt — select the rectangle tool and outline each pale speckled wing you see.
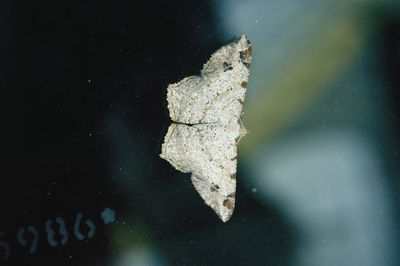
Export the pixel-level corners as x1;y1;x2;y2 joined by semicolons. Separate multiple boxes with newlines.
160;35;252;222
166;35;251;125
160;123;239;222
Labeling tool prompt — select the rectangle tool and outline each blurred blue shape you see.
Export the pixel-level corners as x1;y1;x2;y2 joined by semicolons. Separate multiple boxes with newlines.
101;207;117;224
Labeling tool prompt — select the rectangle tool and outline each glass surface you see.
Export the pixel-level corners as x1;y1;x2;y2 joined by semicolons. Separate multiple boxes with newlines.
1;1;400;265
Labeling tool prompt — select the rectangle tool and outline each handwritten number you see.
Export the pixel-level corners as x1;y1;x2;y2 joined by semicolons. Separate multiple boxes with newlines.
5;208;115;259
0;232;10;260
45;217;68;247
73;213;96;240
16;226;39;254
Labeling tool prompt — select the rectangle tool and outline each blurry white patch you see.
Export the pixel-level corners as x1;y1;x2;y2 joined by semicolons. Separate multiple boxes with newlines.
112;247;165;266
249;129;396;266
160;35;252;222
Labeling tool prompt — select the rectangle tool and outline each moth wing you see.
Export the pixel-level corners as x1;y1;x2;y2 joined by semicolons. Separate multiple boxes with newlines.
160;123;240;222
166;35;252;125
166;76;202;123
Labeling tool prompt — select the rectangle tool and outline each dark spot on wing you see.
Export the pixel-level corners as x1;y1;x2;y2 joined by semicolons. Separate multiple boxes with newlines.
210;184;220;192
241;81;247;88
239;47;252;69
230;173;236;179
223;62;233;72
223;198;235;210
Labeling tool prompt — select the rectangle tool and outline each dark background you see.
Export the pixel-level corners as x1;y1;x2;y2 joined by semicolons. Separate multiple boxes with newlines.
1;1;400;266
0;1;291;265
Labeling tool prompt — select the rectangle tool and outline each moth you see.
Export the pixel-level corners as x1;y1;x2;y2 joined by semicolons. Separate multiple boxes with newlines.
160;35;252;222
